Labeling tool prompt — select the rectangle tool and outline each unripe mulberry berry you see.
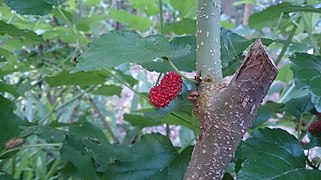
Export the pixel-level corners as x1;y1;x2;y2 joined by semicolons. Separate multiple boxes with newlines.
308;121;321;135
148;72;183;108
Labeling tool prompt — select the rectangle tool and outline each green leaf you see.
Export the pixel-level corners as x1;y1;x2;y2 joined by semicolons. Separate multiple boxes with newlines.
69;121;108;144
22;125;191;179
285;95;315;119
0;21;43;41
237;128;321;179
72;30;190;72
102;134;192;180
110;9;153;31
124;92;197;131
290;53;321;112
251;102;284;129
91;85;122;97
44;70;109;87
249;2;321;29
221;28;252;69
140;36;196;72
113;69;139;87
4;0;66;15
170;0;197;18
164;18;196;35
0;48;10;62
128;0;159;16
21;126;66;143
124;111;197;131
0;96;24;153
141;28;252;75
276;64;293;82
0;82;18;96
0;171;14;180
152;146;193;180
61;136;101;180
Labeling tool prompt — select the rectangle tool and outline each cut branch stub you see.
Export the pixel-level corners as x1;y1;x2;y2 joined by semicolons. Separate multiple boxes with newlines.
184;39;278;180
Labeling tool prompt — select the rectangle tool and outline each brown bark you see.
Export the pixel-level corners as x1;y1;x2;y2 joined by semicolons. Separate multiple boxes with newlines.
184;39;278;179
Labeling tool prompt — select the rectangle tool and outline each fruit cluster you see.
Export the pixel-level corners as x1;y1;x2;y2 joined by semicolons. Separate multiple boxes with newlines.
308;112;321;135
149;72;183;108
308;120;321;135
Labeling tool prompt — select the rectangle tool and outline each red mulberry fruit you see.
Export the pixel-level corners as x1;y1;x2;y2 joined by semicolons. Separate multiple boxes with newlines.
308;121;321;135
148;72;183;108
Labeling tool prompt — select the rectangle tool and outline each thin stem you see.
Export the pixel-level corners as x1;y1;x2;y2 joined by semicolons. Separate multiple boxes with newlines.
159;0;164;34
297;115;304;140
45;158;61;179
166;124;170;137
0;143;62;158
165;58;197;83
40;86;95;122
107;69;150;101
302;16;319;55
275;23;298;65
271;12;284;39
88;96;120;144
56;7;85;49
155;73;163;85
279;83;295;103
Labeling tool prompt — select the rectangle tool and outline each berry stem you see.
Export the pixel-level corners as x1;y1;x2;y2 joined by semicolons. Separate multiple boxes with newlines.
164;58;197;83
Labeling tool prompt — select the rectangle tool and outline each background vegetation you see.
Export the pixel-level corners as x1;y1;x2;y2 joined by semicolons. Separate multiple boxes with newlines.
1;0;321;179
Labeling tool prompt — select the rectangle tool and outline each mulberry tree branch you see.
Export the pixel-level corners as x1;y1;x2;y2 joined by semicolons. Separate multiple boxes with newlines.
196;0;223;87
184;39;278;179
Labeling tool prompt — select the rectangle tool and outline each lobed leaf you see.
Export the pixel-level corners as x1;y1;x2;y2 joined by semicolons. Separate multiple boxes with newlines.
21;125;192;179
290;53;321;111
237;128;321;179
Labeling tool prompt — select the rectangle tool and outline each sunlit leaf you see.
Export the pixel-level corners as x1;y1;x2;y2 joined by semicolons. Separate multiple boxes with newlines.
0;21;43;41
170;0;197;18
110;9;153;31
249;2;321;29
164;18;196;35
4;0;66;15
91;85;122;97
73;30;190;72
45;70;109;87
